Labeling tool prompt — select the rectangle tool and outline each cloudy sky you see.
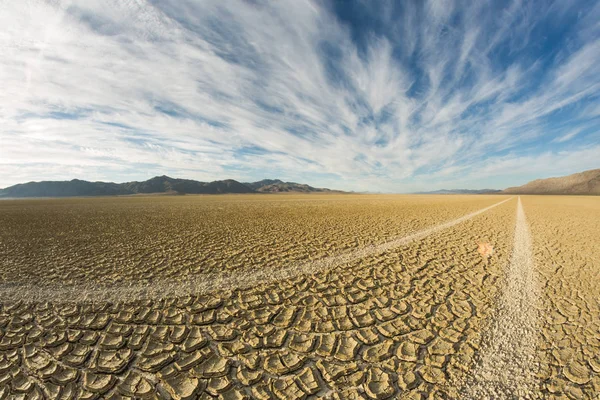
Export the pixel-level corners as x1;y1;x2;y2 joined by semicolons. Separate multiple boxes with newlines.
1;0;599;192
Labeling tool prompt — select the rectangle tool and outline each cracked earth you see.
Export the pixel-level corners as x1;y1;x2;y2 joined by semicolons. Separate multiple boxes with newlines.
0;194;598;399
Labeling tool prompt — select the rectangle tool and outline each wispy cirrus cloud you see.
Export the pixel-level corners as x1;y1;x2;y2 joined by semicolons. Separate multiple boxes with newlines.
0;0;598;191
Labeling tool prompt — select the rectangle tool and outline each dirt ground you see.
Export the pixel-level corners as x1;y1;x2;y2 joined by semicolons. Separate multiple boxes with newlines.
524;196;600;398
0;194;597;399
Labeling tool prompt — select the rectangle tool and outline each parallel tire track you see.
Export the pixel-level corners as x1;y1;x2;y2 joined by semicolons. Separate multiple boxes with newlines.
462;196;540;399
0;197;513;303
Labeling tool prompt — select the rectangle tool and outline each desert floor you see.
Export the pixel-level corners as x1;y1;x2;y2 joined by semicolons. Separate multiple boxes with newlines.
0;194;598;399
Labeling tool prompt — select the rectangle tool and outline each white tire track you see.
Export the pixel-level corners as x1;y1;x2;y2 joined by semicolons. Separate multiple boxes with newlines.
462;196;540;399
0;197;513;303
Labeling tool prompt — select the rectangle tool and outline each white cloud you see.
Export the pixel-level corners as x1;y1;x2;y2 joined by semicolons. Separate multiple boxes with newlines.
552;128;583;143
0;0;599;191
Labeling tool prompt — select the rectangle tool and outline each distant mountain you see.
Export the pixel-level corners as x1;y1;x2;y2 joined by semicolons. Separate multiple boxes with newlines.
244;179;285;191
0;176;342;198
416;189;502;194
122;176;251;195
0;179;130;198
247;179;340;193
503;169;600;195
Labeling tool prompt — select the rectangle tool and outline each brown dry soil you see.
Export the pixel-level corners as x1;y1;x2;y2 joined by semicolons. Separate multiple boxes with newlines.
0;194;597;399
0;195;504;287
524;196;600;399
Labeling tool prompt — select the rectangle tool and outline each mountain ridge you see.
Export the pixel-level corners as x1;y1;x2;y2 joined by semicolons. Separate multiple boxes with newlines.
3;168;599;198
503;169;600;195
0;176;342;198
243;179;285;191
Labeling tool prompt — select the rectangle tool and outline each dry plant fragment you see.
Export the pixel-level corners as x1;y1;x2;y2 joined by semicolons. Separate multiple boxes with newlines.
477;242;494;260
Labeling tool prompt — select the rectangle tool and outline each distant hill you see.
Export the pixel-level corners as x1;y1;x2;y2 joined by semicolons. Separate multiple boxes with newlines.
503;169;600;195
0;179;130;198
122;176;251;195
244;179;285;191
416;189;502;194
0;176;342;198
246;179;341;193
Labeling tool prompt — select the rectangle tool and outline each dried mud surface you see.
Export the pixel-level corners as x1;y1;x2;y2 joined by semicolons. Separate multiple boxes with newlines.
0;195;505;287
3;195;597;399
0;197;511;304
525;196;600;399
0;195;518;399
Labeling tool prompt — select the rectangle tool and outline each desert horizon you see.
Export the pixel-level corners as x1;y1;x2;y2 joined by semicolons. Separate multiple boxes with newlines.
1;168;599;198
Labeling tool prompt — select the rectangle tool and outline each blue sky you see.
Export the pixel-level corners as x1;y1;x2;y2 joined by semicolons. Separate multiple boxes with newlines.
0;0;599;192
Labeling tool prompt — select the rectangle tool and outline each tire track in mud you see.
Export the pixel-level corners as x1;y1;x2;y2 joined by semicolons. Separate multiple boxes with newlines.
0;197;514;303
462;197;540;399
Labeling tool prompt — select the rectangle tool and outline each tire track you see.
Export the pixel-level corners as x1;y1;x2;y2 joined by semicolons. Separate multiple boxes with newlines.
462;196;540;399
0;197;513;303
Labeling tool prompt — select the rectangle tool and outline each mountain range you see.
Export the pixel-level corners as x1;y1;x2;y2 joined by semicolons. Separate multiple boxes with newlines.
0;176;342;198
1;168;598;198
416;169;599;195
503;168;600;195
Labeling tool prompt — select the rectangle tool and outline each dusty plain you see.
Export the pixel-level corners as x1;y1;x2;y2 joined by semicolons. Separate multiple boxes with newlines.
0;195;504;289
0;194;598;399
524;196;600;398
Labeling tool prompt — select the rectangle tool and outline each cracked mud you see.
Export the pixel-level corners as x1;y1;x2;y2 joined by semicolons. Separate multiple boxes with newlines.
0;194;597;399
